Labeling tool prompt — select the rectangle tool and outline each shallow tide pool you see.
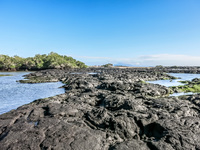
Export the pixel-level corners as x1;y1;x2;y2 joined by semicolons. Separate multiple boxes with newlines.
147;73;200;96
0;72;65;114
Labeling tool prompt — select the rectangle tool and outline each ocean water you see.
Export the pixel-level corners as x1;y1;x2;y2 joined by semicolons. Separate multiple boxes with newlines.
0;72;65;114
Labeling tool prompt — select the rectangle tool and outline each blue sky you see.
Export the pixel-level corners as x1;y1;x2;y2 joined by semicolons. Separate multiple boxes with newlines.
0;0;200;66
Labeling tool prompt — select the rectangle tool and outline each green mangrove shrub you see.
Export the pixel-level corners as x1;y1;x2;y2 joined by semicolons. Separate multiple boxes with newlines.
0;52;87;71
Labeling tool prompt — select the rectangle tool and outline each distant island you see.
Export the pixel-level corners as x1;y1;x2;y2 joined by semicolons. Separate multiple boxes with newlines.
0;52;87;71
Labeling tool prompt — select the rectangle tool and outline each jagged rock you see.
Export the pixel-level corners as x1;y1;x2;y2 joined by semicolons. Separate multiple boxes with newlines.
0;68;200;149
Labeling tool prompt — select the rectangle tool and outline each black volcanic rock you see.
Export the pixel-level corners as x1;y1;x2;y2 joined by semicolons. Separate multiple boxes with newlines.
0;68;200;150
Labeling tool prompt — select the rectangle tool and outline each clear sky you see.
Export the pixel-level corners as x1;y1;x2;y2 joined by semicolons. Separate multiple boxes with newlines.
0;0;200;66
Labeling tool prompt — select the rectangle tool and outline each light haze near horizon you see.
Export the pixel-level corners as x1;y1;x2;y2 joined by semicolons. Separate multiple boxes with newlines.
0;0;200;66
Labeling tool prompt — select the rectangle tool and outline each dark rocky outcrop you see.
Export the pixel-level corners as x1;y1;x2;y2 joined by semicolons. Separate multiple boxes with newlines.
154;66;200;74
0;68;200;150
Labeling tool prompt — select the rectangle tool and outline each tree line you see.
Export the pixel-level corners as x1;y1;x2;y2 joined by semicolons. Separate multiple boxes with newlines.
0;52;87;71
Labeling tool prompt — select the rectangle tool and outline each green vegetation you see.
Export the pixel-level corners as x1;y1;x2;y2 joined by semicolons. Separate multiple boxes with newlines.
178;80;189;84
0;74;13;77
160;76;178;80
170;78;200;93
102;63;113;67
155;65;164;69
140;80;147;84
171;84;200;93
161;77;171;80
0;52;87;71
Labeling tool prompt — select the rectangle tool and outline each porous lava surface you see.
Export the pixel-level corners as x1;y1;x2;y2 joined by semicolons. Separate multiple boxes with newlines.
0;68;200;150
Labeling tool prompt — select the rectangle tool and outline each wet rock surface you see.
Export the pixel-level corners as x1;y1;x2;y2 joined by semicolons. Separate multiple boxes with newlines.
1;68;200;150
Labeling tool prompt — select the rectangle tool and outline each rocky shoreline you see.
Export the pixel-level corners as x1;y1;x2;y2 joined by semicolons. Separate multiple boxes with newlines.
0;67;200;150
